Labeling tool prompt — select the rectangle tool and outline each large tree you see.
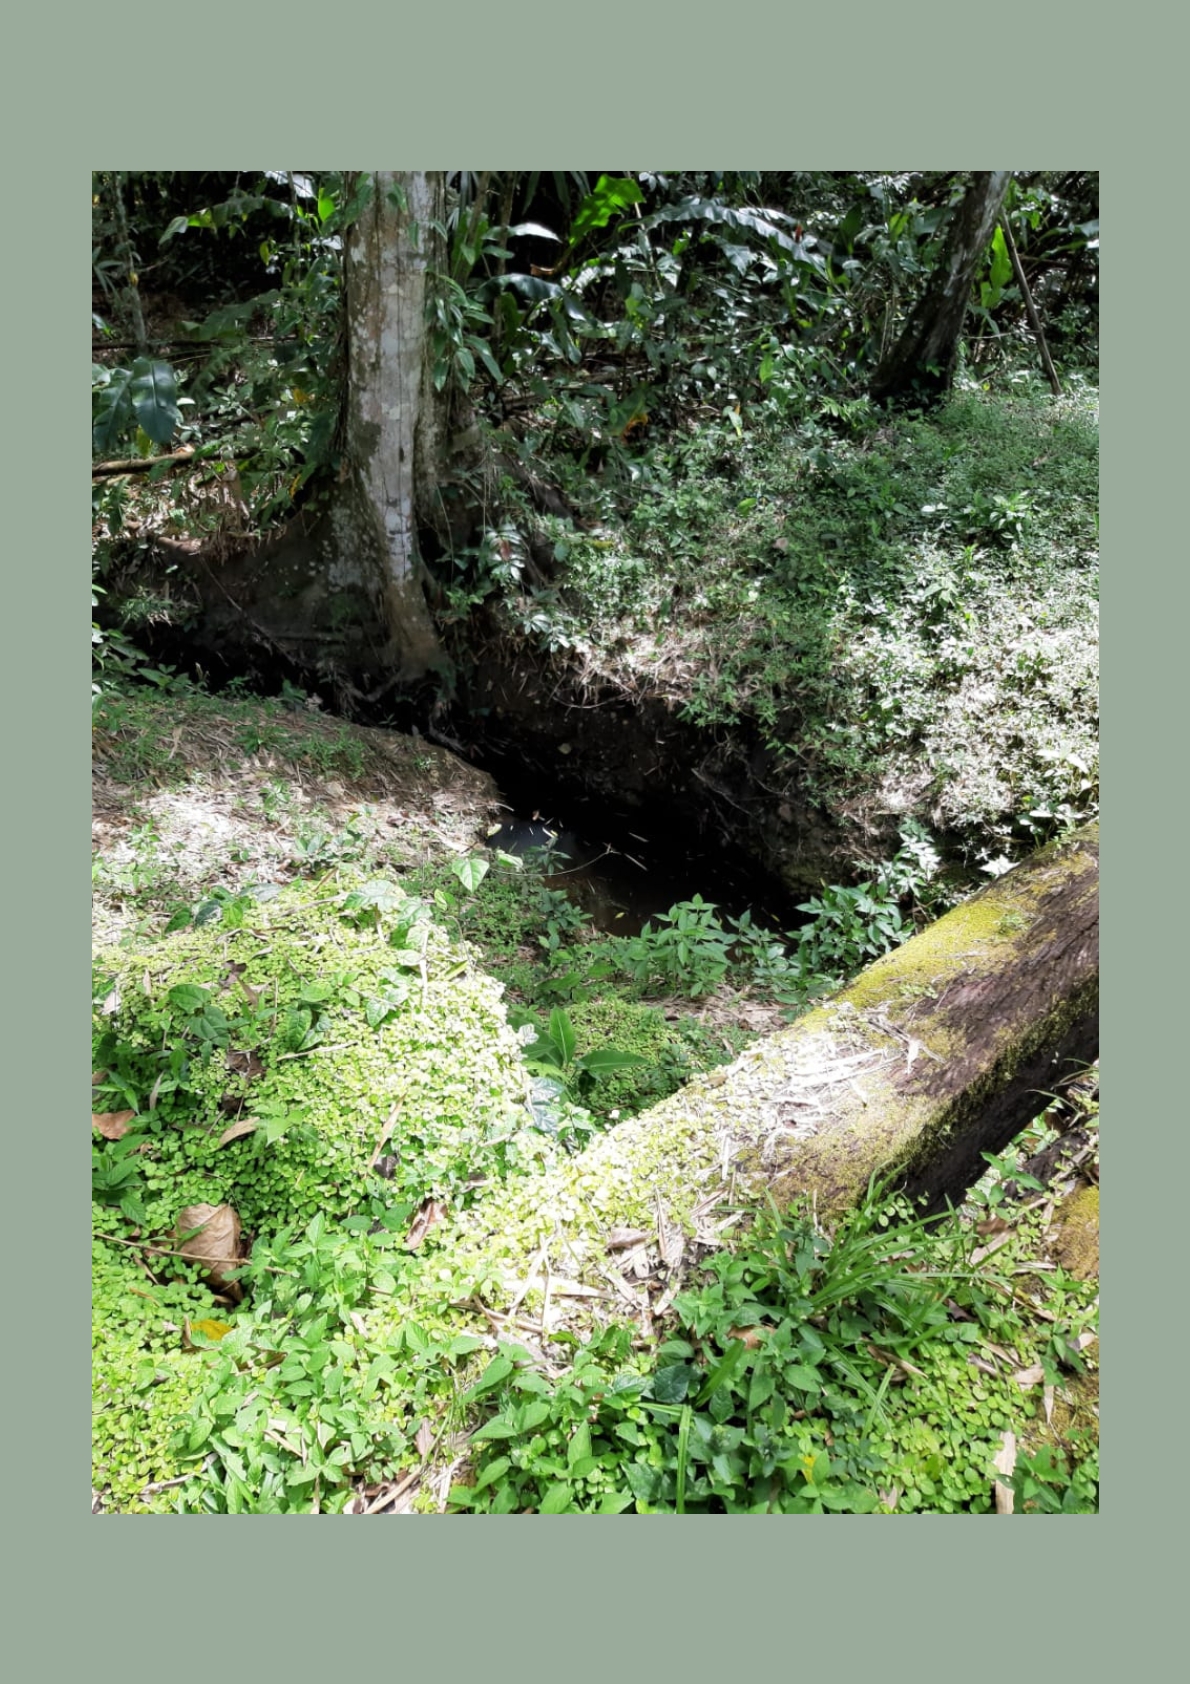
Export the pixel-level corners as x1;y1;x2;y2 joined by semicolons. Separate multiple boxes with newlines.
328;171;450;680
870;170;1012;405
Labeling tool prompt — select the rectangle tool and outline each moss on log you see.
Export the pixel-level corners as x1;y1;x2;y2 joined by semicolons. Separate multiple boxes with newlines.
449;825;1098;1306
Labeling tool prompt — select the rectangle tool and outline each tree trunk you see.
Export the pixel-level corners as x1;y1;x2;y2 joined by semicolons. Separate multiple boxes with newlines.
329;170;450;682
871;171;1013;405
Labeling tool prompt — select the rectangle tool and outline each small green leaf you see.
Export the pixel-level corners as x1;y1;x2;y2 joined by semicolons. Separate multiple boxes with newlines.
470;1415;518;1442
539;1483;574;1514
567;1423;593;1468
473;1456;512;1493
459;1354;514;1404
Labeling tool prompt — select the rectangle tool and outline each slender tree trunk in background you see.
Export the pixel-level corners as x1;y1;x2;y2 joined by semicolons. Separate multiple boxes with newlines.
999;213;1063;396
871;171;1012;405
331;170;450;681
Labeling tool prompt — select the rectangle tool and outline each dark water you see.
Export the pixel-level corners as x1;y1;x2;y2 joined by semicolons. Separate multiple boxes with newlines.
483;814;792;938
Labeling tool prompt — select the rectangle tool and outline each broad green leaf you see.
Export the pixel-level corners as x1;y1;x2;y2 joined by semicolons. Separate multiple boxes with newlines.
167;984;210;1013
570;176;644;242
128;358;181;446
989;225;1013;292
450;855;490;894
92;371;135;454
548;1009;576;1067
577;1048;648;1074
651;1363;694;1404
538;1483;574;1514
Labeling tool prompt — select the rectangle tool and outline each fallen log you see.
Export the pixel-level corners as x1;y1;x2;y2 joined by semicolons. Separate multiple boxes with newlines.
450;823;1099;1302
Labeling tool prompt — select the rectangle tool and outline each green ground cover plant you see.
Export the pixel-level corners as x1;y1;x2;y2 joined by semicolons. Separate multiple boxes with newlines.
448;1167;1097;1514
526;375;1098;864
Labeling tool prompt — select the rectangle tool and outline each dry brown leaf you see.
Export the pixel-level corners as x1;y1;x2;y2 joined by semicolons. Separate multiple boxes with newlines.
217;1116;260;1147
1013;1364;1046;1388
727;1325;770;1350
226;1048;265;1080
174;1203;243;1294
415;1420;435;1458
93;1110;136;1140
1043;1385;1055;1425
368;1103;401;1170
606;1228;650;1252
404;1199;446;1250
992;1431;1017;1514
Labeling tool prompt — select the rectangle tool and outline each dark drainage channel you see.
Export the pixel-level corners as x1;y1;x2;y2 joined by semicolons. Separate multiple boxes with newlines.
474;751;801;940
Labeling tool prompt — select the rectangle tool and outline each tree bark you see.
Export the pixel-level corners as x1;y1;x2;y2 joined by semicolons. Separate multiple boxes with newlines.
871;171;1013;405
329;171;451;682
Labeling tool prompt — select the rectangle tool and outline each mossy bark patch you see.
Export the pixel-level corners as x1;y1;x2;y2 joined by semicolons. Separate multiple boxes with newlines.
1051;1183;1099;1281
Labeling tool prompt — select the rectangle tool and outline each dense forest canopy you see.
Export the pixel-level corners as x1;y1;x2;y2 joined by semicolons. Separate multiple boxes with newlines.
92;170;1098;1516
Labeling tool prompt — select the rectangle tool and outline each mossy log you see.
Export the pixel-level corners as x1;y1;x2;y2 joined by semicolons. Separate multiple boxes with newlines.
454;825;1098;1301
771;821;1100;1215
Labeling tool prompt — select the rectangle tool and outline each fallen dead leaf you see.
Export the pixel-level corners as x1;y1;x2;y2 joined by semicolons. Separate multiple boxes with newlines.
992;1431;1017;1514
226;1048;265;1079
606;1228;650;1252
92;1110;136;1140
727;1326;770;1349
218;1116;260;1147
183;1318;236;1349
415;1420;435;1458
369;1103;401;1170
174;1204;243;1294
404;1199;446;1250
1013;1364;1046;1388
